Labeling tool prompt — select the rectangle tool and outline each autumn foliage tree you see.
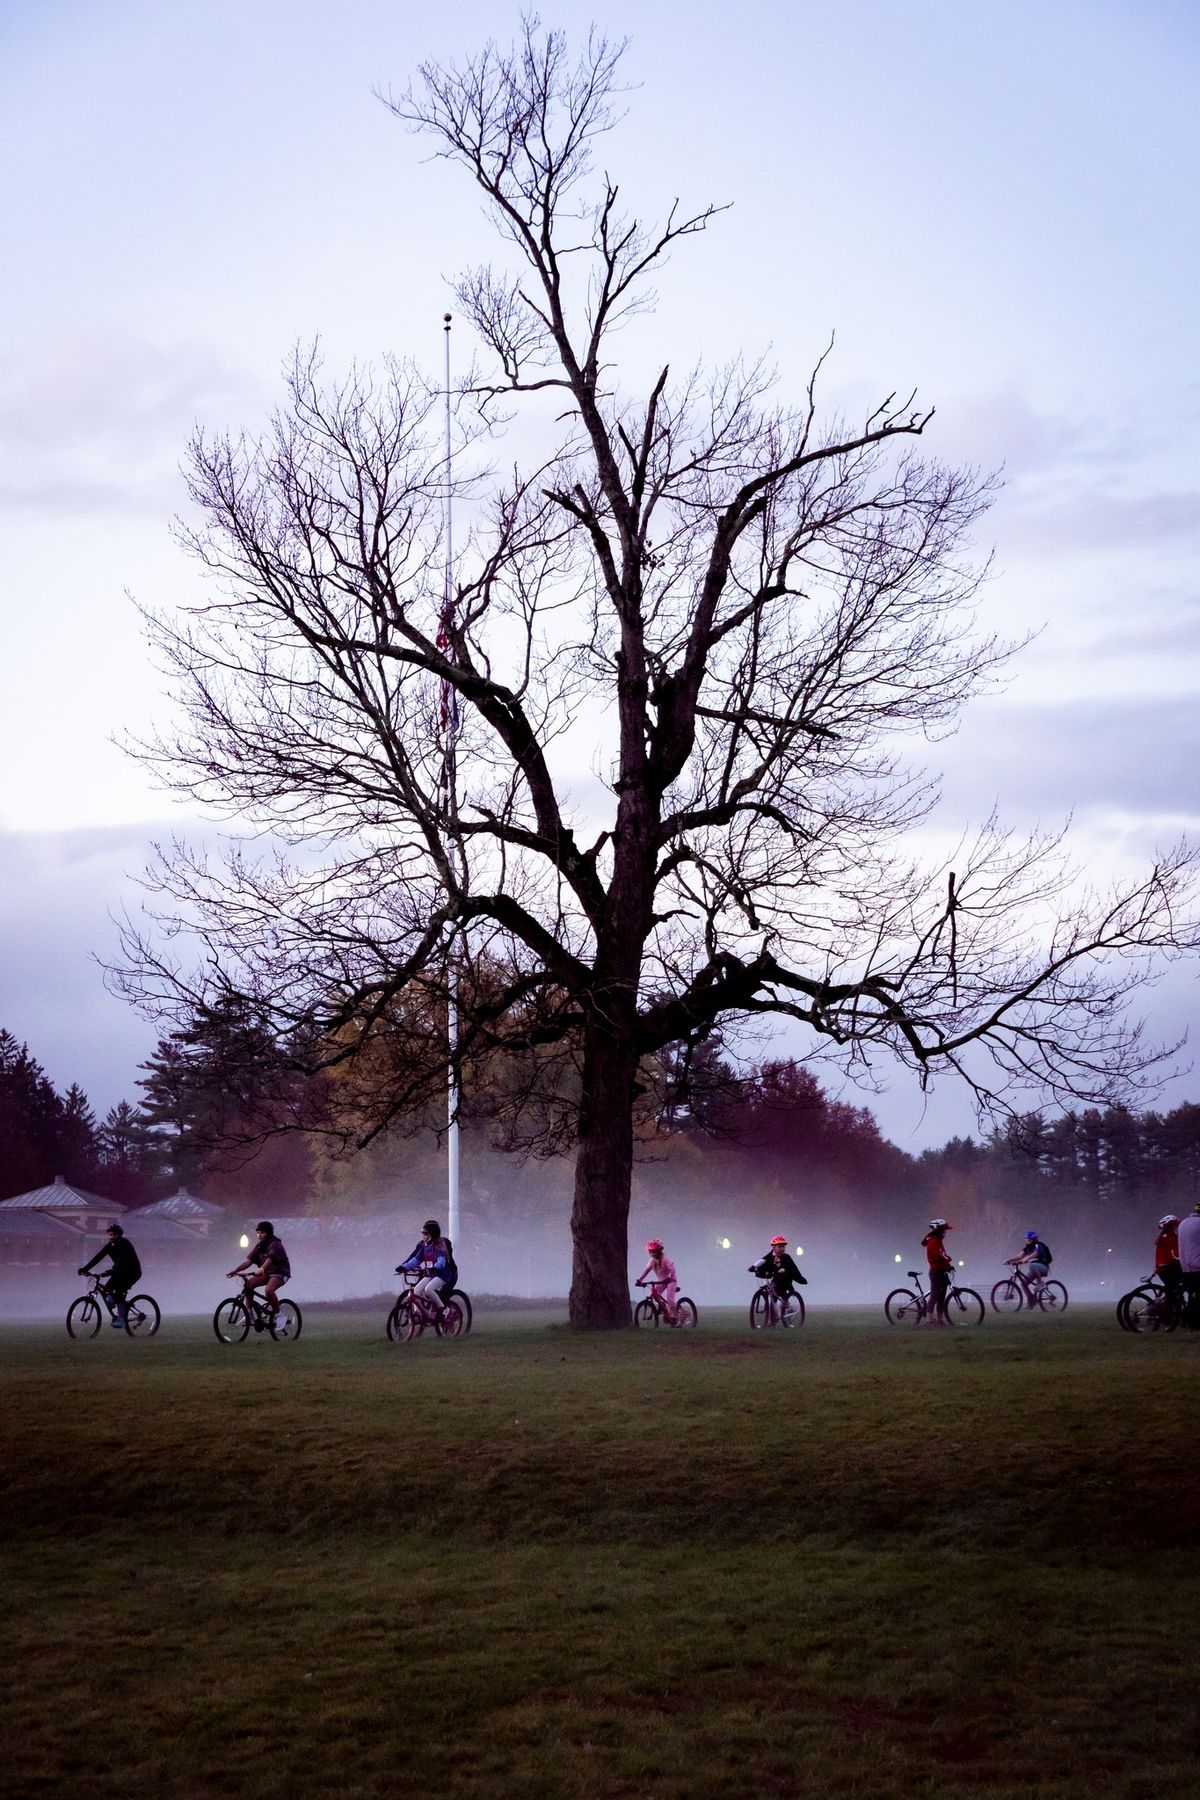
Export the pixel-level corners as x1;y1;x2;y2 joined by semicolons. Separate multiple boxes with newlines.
116;26;1200;1325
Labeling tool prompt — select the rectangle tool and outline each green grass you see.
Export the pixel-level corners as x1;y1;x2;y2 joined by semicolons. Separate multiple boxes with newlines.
3;1305;1198;1797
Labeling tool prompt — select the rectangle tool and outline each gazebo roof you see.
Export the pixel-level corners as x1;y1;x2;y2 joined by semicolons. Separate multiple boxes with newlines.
0;1175;124;1212
130;1188;226;1220
0;1209;82;1239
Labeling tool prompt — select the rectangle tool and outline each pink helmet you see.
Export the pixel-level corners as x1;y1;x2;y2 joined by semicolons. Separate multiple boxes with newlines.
770;1235;788;1246
645;1239;664;1253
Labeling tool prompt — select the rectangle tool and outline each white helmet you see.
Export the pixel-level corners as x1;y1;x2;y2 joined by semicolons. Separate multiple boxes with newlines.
1159;1214;1180;1228
929;1218;949;1230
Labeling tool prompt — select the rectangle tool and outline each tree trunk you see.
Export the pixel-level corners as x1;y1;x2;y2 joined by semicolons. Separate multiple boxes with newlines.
568;1010;638;1327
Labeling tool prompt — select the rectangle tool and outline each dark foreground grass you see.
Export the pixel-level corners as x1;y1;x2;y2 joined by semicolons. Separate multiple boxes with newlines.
2;1306;1198;1797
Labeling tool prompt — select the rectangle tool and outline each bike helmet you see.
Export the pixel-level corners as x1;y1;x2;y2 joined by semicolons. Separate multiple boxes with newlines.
256;1220;274;1235
770;1235;788;1246
645;1238;664;1253
1159;1214;1180;1228
106;1222;124;1236
1024;1230;1039;1240
929;1219;950;1231
423;1218;441;1237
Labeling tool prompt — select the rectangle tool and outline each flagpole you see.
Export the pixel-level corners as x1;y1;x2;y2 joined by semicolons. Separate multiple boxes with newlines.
443;312;460;1249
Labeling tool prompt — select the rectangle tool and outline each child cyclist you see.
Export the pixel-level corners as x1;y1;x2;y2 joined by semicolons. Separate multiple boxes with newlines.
749;1235;807;1325
397;1219;458;1319
636;1239;679;1322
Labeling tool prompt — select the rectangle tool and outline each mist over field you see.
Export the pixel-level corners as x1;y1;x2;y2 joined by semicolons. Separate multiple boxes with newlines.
2;1131;1158;1322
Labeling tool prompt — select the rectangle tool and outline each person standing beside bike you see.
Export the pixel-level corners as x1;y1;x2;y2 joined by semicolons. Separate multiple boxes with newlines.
397;1219;457;1321
79;1222;142;1328
229;1221;291;1326
749;1236;807;1323
1177;1202;1200;1330
1154;1214;1182;1310
922;1219;953;1325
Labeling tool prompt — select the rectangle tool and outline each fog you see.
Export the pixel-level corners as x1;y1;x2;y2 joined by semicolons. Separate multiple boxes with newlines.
1;1140;1164;1322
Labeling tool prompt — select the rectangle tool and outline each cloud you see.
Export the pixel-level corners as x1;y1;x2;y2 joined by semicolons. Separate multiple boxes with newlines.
928;694;1200;826
0;824;171;1113
0;328;266;515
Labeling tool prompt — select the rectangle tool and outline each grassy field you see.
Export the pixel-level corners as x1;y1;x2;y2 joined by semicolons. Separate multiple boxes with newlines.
2;1302;1198;1798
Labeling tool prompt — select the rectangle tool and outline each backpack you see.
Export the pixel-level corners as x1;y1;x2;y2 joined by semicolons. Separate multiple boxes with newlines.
1036;1240;1052;1266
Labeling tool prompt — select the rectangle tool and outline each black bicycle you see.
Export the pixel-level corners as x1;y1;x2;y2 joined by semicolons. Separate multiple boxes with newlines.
990;1260;1069;1315
213;1277;303;1343
1117;1273;1184;1334
884;1269;985;1328
67;1272;160;1339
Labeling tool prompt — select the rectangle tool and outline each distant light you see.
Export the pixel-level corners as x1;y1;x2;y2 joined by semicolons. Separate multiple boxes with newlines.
239;1234;250;1249
795;1245;804;1256
1107;1248;1113;1254
958;1260;965;1267
894;1254;902;1263
718;1237;731;1250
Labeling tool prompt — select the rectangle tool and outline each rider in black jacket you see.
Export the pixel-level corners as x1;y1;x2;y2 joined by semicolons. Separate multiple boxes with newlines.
80;1224;142;1327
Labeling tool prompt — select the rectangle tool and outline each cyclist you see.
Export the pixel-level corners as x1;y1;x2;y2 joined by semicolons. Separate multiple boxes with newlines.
1012;1230;1053;1297
1154;1213;1182;1308
78;1222;142;1328
397;1219;457;1320
228;1220;291;1325
921;1219;953;1324
749;1235;807;1325
636;1239;679;1322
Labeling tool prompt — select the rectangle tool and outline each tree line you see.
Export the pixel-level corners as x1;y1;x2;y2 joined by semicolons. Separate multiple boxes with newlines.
4;1015;1197;1257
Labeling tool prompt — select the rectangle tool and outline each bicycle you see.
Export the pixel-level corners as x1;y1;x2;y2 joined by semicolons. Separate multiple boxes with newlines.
1117;1273;1183;1334
990;1260;1069;1315
386;1272;471;1341
748;1280;805;1329
884;1269;985;1327
213;1277;303;1343
633;1282;698;1329
66;1272;160;1339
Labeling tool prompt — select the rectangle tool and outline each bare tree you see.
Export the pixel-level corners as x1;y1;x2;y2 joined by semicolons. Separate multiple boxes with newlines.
116;25;1200;1326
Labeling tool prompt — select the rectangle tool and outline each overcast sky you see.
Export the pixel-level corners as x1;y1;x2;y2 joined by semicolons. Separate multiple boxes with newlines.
2;0;1198;1150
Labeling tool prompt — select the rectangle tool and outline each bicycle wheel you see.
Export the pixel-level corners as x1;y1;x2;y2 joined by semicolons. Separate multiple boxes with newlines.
780;1294;806;1328
1123;1285;1166;1333
946;1286;985;1327
213;1298;250;1343
633;1298;658;1329
437;1297;465;1338
405;1300;427;1340
673;1297;698;1329
124;1294;160;1338
991;1279;1023;1314
386;1299;408;1341
270;1300;302;1341
447;1289;473;1333
66;1296;102;1339
885;1288;922;1325
749;1288;771;1330
1037;1281;1068;1315
1115;1290;1135;1331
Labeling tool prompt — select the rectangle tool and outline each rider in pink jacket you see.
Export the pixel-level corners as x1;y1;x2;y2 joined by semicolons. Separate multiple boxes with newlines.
637;1240;679;1321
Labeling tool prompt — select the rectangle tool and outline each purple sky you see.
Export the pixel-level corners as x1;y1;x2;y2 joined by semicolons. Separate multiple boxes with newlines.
2;0;1198;1148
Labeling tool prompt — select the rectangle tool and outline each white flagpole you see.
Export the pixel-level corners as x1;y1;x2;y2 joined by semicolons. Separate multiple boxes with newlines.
443;312;460;1248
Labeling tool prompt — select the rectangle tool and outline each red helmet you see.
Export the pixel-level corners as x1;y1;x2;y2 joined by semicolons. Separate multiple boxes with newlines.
645;1239;664;1253
770;1235;788;1246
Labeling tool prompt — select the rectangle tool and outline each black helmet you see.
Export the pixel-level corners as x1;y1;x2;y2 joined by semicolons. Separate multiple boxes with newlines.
106;1222;124;1236
256;1220;274;1236
422;1219;441;1238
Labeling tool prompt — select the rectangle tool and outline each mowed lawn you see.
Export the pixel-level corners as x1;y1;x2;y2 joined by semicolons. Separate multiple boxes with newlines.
2;1303;1197;1798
